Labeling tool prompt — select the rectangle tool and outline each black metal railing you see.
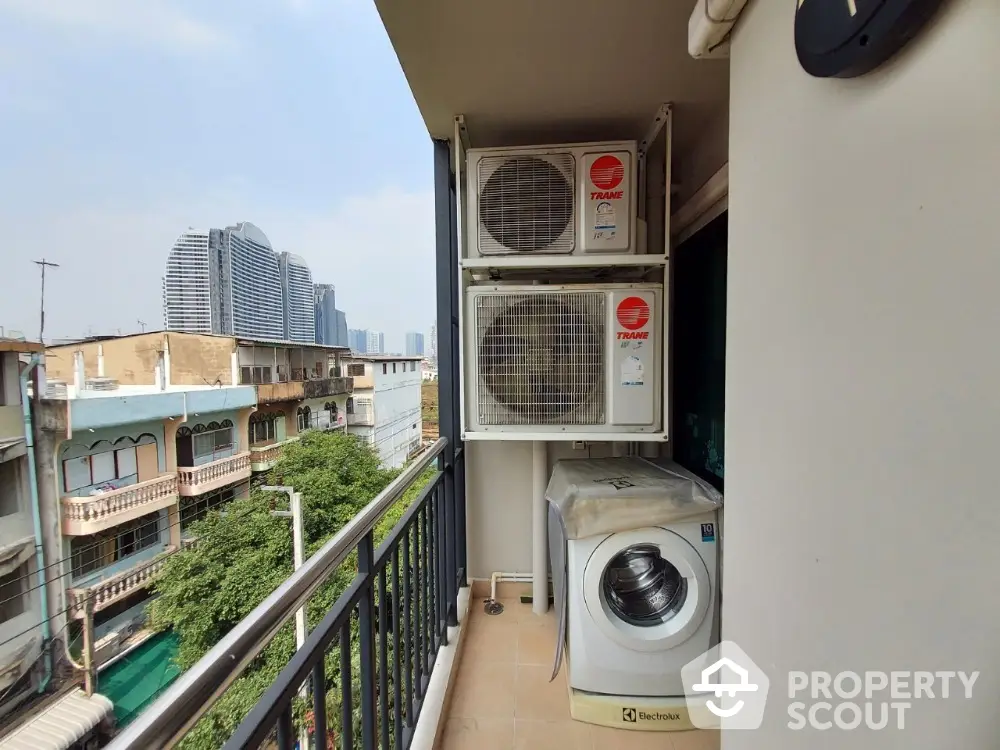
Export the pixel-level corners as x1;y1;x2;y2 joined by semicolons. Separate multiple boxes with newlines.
225;463;450;749
107;437;465;749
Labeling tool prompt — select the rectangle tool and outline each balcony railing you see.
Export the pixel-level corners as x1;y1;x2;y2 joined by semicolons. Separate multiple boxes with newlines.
62;474;179;535
109;437;466;750
249;437;300;472
67;546;176;618
177;452;252;496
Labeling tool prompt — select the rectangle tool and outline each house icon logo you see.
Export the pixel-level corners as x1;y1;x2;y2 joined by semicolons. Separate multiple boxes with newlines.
681;641;770;730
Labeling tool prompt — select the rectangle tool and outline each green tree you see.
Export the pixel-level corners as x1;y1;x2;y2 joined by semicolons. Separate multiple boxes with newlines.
149;430;432;749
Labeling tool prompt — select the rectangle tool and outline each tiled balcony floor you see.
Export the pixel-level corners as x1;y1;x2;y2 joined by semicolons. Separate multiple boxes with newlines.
436;596;721;750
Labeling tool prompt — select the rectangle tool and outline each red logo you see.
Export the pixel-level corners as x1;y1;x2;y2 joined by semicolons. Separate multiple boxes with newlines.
616;296;650;330
590;190;624;200
617;331;649;340
590;155;625;191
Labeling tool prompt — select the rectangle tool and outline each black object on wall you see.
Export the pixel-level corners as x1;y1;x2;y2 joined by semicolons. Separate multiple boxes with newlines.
671;211;727;492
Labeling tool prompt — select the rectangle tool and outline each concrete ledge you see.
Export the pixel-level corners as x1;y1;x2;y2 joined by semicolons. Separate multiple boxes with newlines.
410;586;472;750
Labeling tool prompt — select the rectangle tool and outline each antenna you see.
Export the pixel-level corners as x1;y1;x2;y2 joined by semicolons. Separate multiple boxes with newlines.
33;258;60;343
138;319;147;333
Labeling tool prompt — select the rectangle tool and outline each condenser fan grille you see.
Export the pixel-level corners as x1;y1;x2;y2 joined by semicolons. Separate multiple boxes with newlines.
475;292;605;425
477;154;575;254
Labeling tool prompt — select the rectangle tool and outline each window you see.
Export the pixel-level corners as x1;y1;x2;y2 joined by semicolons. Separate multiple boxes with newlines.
177;421;235;466
0;461;19;516
410;362;416;372
347;364;365;377
382;363;387;375
297;406;311;432
325;402;338;425
249;413;279;445
346;398;355;415
392;363;397;374
62;445;140;493
240;366;273;385
0;564;27;623
181;486;235;531
71;513;162;579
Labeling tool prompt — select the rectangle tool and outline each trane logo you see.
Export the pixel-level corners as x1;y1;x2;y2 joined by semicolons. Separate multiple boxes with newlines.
590;190;624;200
617;331;649;340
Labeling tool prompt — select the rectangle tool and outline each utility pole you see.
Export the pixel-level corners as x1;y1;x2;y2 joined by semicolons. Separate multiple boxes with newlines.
33;258;60;344
137;319;147;333
264;485;309;750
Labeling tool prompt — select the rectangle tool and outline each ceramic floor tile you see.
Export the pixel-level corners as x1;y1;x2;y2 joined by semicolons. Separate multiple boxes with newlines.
463;617;519;663
438;717;515;750
671;730;721;750
517;623;559;667
449;660;517;720
589;725;678;749
513;719;593;750
514;664;572;722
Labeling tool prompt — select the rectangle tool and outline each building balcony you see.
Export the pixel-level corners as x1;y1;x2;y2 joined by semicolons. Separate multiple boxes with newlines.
255;376;353;404
0;404;25;443
67;545;176;618
61;474;179;535
249;437;300;472
177;452;251;496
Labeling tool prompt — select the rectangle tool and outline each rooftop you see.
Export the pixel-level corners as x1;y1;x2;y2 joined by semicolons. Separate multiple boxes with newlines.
44;330;349;352
346;353;425;362
0;338;44;354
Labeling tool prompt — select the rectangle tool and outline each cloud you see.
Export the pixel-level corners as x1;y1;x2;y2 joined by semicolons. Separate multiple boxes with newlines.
0;0;231;51
0;187;437;351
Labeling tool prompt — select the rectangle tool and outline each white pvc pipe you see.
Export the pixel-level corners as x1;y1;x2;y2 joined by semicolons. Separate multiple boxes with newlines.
531;441;548;615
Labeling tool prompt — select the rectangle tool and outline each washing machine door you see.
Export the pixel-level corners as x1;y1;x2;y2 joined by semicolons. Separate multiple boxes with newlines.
582;526;711;653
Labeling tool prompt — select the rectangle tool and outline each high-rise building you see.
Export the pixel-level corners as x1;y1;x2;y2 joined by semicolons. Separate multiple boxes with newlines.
366;330;385;355
162;229;214;333
314;284;349;347
163;222;311;342
348;328;368;353
278;252;314;343
405;332;425;356
429;324;437;365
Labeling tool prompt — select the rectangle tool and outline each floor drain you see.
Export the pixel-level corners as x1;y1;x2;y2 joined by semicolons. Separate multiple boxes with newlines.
483;599;504;616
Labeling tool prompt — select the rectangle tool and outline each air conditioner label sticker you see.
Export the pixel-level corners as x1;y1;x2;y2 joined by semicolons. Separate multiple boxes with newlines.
701;523;716;542
621;355;644;386
595;201;616;233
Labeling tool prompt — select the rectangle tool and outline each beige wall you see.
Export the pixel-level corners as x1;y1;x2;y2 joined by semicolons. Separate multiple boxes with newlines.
167;333;233;386
725;1;997;747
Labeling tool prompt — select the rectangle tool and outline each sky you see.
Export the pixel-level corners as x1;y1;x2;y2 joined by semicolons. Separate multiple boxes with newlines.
0;0;434;354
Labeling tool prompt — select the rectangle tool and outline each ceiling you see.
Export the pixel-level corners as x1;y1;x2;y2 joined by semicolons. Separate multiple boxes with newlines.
373;0;730;155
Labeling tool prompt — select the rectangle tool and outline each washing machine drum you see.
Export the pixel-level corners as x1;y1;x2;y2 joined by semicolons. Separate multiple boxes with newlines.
602;543;688;627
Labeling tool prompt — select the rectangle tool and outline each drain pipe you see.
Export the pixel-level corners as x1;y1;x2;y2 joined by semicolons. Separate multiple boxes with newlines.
21;354;52;692
531;441;548;616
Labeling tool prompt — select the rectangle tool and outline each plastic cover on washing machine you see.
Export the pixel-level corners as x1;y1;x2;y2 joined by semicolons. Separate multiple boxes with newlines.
602;543;688;627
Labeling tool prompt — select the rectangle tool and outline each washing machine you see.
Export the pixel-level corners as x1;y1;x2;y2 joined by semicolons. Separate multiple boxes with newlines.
566;513;719;696
547;457;722;698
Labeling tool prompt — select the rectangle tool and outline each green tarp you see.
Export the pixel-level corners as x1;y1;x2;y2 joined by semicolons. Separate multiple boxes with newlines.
97;631;181;727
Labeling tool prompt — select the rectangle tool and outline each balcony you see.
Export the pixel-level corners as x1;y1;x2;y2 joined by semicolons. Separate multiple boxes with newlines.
256;376;353;404
249;437;300;472
177;452;252;496
347;410;375;426
0;404;25;443
110;439;464;749
67;545;176;618
61;474;179;535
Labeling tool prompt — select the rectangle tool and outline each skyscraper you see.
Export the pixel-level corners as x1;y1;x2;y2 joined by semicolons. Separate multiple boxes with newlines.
405;332;425;356
279;252;315;343
348;328;368;353
162;229;213;333
366;330;385;354
429;324;437;365
163;222;313;342
315;284;349;347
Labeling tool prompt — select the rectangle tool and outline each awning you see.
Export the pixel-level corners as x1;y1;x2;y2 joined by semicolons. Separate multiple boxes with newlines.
0;689;114;750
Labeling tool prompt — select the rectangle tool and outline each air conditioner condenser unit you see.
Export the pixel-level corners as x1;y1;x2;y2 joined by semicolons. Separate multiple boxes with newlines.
464;283;663;435
466;141;639;257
